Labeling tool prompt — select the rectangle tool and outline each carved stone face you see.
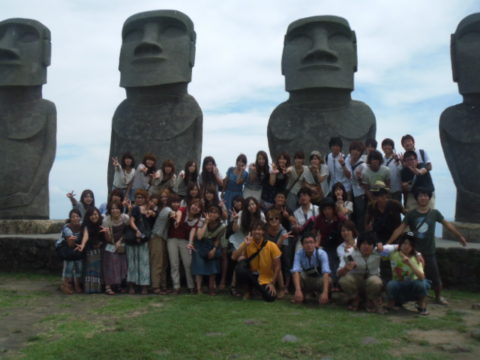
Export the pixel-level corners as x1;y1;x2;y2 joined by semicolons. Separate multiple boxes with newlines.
0;18;50;86
282;16;357;91
119;10;195;87
452;13;480;95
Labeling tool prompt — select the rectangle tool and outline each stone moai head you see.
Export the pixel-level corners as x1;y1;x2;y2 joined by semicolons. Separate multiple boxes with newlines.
0;18;51;86
281;15;357;92
451;13;480;95
119;10;196;88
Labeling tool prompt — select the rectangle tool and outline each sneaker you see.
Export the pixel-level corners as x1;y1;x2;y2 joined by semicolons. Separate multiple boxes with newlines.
435;296;449;305
418;307;429;316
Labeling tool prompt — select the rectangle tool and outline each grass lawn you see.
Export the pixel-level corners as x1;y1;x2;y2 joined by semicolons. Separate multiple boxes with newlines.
0;272;479;360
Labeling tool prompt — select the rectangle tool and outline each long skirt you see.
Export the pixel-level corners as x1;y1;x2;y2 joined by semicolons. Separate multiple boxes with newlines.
84;249;103;293
103;250;128;286
126;243;150;286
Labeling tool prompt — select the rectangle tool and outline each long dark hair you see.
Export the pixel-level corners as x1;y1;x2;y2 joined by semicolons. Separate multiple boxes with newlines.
203;185;220;209
185;182;201;207
142;153;157;175
240;197;262;233
161;159;176;181
82;207;103;236
255;150;270;185
183;160;199;187
201;156;217;187
276;152;291;169
121;152;135;169
80;189;95;208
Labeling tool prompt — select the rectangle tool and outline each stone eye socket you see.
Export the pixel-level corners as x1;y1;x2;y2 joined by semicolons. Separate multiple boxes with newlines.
18;30;39;43
161;25;185;37
123;27;143;42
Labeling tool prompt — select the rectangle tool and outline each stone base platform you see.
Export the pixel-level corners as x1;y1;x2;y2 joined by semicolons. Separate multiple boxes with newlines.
443;221;480;243
0;232;479;292
0;234;61;272
0;219;64;235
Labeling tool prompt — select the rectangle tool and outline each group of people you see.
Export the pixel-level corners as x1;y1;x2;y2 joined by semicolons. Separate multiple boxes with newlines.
56;134;468;315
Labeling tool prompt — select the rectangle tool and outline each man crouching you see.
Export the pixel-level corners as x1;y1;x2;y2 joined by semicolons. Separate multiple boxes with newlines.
291;234;332;304
232;221;281;302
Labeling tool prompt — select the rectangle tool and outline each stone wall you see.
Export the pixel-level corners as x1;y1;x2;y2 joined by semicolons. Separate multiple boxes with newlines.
436;247;480;291
0;235;61;272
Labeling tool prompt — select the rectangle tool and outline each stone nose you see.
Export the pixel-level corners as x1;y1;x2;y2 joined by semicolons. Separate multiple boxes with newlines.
0;28;20;61
133;22;163;57
302;28;337;64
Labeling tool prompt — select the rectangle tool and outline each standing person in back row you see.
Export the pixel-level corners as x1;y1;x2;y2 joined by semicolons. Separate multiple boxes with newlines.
386;187;467;305
401;151;435;211
326;137;350;197
401;134;432;171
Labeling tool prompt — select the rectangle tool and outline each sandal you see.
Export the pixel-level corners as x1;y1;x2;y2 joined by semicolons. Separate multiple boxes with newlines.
105;287;116;296
230;287;242;297
348;297;360;311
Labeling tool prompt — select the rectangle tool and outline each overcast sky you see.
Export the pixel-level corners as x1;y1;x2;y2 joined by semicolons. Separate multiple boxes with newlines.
2;0;478;220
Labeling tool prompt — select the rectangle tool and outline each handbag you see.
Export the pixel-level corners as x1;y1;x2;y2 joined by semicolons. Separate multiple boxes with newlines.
55;238;84;261
123;226;138;245
235;240;267;279
125;214;152;246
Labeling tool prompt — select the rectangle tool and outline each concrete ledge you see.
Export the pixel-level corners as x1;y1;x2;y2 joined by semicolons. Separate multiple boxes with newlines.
0;220;64;235
443;221;480;243
0;235;478;292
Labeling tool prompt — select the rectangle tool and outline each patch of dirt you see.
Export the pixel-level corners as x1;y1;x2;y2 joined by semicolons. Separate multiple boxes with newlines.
408;329;466;345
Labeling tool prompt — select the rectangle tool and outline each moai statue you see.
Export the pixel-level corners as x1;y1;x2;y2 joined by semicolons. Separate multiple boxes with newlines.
268;16;375;159
0;18;56;219
440;13;480;223
108;10;202;190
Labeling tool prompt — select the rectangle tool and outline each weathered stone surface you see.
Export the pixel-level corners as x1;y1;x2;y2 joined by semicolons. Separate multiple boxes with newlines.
440;13;480;223
436;247;480;291
0;18;56;219
268;16;375;159
108;10;202;190
0;219;64;234
442;221;480;243
0;234;61;272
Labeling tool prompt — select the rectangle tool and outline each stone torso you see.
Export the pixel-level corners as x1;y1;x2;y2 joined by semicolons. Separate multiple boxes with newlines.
268;99;375;159
0;98;56;219
108;93;202;190
440;104;480;222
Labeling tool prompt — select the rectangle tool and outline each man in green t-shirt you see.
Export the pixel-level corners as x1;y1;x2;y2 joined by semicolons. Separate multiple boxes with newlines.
386;187;467;305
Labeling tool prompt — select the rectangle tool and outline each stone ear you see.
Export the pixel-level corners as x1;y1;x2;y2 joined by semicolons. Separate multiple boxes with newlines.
281;35;287;75
451;34;458;82
43;39;51;67
189;31;196;67
352;30;358;73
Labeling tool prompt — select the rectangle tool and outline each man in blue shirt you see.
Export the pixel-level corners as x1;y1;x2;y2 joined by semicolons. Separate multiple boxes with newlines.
291;234;331;304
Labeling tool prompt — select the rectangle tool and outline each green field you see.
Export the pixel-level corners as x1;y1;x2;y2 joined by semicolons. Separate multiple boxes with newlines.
0;273;479;360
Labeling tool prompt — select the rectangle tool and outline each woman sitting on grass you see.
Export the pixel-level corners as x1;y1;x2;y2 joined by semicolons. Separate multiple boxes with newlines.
381;233;430;315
